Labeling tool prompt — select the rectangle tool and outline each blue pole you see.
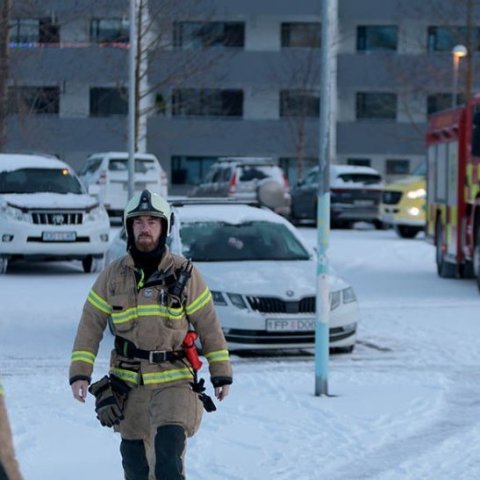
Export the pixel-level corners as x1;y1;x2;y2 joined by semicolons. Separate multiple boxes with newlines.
315;0;336;396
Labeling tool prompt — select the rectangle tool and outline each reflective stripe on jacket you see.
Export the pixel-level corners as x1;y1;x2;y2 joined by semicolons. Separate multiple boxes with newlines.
69;249;232;388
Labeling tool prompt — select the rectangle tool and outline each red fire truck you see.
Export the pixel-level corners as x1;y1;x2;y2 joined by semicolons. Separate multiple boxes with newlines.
425;96;480;290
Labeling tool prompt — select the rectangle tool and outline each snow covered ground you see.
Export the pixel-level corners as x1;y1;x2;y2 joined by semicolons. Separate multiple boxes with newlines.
1;226;480;479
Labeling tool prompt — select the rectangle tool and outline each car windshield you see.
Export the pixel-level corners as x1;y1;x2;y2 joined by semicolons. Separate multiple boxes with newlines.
335;173;382;185
411;161;427;177
109;159;157;173
238;165;282;182
179;221;310;261
0;168;83;194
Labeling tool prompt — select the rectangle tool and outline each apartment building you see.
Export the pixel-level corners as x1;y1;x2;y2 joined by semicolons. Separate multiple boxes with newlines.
4;0;478;193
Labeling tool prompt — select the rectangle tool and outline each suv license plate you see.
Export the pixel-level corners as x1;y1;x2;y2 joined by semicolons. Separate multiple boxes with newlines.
266;318;315;332
42;232;77;242
354;200;374;206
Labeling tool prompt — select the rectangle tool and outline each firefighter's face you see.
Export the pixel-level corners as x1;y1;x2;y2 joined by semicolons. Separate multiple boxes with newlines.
132;215;162;252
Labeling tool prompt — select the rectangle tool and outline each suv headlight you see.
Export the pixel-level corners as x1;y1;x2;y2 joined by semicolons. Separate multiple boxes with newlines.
85;204;109;223
0;203;31;223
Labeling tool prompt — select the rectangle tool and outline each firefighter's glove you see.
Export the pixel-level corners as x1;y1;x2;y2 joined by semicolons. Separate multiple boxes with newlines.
88;375;130;428
191;377;216;413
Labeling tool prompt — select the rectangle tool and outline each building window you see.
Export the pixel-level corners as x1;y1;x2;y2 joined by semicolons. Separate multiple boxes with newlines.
173;22;244;49
280;90;319;117
356;92;397;120
427;93;465;114
8;86;60;114
9;18;59;44
90;19;129;44
386;159;410;175
357;26;398;51
427;26;480;52
347;158;371;167
172;89;243;117
281;22;321;48
171;156;220;185
90;88;128;116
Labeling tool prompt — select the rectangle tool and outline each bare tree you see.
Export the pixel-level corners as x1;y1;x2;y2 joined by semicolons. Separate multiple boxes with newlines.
0;0;11;151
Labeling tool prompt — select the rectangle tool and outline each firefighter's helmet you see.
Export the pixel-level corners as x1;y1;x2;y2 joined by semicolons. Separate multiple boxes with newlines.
124;190;174;241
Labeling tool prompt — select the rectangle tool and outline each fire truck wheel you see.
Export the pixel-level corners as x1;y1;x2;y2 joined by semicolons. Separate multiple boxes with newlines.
436;221;456;278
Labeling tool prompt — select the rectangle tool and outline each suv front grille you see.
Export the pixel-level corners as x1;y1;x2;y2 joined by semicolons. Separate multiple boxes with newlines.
31;211;83;225
247;296;317;314
382;191;402;205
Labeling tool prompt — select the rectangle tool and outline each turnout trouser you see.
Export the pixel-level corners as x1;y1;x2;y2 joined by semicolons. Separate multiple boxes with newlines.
120;425;186;480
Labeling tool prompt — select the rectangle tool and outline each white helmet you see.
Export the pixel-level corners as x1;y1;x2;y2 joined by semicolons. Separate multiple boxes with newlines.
124;190;174;244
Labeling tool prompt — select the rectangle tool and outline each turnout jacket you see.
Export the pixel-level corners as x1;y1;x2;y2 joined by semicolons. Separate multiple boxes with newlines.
0;384;22;480
69;249;232;389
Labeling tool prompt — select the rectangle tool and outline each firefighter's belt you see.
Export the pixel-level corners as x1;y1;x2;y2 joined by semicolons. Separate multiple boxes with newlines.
115;336;185;364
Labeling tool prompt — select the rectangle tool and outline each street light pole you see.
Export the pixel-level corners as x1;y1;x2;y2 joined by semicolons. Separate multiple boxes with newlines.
315;0;337;397
452;44;467;108
127;0;137;199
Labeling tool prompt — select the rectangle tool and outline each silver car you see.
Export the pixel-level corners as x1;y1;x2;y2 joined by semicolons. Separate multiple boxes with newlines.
189;157;291;217
106;200;358;353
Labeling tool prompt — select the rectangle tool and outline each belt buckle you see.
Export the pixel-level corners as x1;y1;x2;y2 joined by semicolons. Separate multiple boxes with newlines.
149;350;167;363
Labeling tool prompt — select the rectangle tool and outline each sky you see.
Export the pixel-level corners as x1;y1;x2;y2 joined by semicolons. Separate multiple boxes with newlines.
1;226;480;479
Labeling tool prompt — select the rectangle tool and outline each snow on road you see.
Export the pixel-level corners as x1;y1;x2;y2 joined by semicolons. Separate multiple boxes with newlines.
1;227;480;479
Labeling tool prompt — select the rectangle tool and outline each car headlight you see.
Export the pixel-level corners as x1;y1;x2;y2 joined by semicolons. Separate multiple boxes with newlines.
211;291;228;306
330;291;341;311
227;293;248;309
85;204;109;223
0;203;31;223
406;188;426;199
342;287;356;304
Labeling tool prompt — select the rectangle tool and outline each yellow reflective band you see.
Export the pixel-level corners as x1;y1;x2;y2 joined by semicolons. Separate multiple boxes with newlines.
142;368;193;385
0;384;4;396
71;350;96;365
185;288;212;316
205;349;230;363
110;368;140;385
111;304;184;325
87;290;112;314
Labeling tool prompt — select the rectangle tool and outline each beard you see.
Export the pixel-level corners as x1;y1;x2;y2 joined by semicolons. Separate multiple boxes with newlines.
135;234;159;252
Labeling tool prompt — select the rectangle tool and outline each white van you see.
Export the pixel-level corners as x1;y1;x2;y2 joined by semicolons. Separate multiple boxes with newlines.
78;152;168;217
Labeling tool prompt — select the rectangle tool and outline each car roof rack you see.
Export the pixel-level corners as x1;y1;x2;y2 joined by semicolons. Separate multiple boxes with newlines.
168;196;261;208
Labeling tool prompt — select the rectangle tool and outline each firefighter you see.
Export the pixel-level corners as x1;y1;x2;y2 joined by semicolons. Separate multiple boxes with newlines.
0;383;23;480
69;190;232;480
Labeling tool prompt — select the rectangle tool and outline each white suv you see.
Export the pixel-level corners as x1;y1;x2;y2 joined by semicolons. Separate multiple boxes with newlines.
0;154;110;274
78;151;168;218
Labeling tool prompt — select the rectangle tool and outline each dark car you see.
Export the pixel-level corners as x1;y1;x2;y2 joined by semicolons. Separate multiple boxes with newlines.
290;164;384;228
189;157;291;216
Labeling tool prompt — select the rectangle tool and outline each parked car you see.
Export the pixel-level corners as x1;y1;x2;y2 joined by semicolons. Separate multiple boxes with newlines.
0;153;110;274
106;199;358;353
380;161;426;238
290;164;384;228
77;151;168;218
189;157;291;216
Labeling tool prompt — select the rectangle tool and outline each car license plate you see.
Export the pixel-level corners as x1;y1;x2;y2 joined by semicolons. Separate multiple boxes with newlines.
354;200;374;206
266;318;315;332
42;232;77;242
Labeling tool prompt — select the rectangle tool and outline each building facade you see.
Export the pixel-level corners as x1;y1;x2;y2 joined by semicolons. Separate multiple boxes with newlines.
3;0;478;193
